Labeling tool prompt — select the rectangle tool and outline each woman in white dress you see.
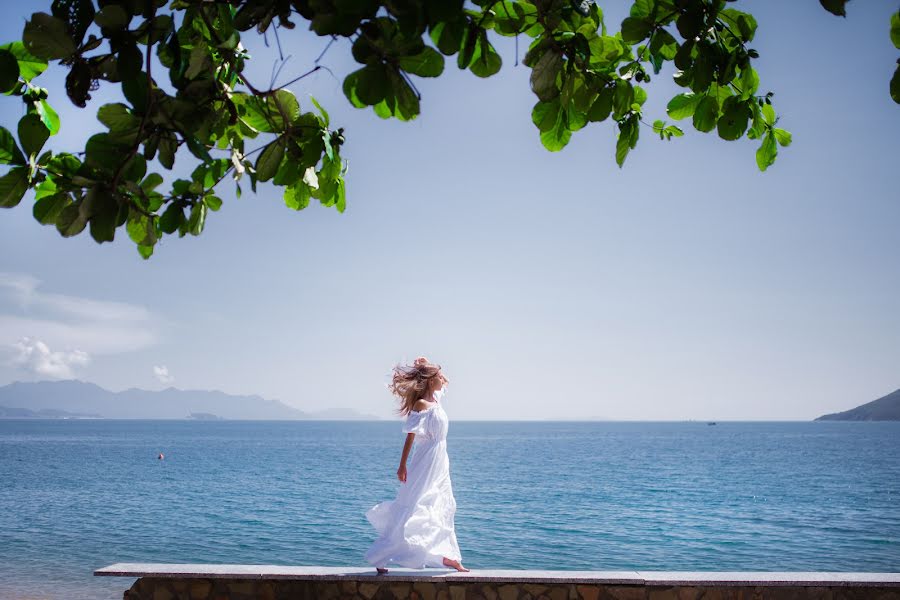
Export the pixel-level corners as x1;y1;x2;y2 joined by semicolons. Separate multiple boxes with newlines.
365;357;469;573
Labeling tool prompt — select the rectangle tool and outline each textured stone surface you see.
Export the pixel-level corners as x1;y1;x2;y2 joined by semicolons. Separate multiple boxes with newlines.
118;578;900;600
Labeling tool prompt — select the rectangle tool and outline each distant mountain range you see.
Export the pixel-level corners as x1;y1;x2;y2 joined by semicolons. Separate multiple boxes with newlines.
816;388;900;421
0;380;381;420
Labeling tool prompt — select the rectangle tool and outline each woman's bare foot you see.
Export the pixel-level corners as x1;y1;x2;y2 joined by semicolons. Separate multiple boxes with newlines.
442;557;470;572
376;567;388;575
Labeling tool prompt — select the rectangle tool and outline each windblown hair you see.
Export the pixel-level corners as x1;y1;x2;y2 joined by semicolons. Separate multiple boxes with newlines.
390;357;449;416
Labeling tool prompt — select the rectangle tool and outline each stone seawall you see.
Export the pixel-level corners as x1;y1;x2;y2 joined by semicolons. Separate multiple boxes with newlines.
95;564;900;600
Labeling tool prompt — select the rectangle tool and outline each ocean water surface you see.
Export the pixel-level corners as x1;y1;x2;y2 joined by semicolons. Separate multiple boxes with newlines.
1;420;898;599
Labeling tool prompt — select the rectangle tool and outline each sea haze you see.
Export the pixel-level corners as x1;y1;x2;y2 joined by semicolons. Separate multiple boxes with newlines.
1;420;898;600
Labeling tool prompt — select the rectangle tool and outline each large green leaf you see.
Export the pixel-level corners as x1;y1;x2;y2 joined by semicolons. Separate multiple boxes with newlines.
0;127;26;166
692;95;718;132
716;97;751;141
0;50;19;93
23;12;76;60
0;167;29;208
97;103;141;142
0;42;47;82
85;187;119;243
399;47;445;77
56;203;86;236
284;181;311;210
255;139;285;182
756;131;777;171
85;133;126;170
33;192;71;224
587;87;613;122
469;35;502;78
18;113;50;158
621;17;651;44
429;19;466;56
666;93;700;120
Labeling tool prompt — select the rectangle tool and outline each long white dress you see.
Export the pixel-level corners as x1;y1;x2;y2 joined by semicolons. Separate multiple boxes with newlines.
365;389;462;568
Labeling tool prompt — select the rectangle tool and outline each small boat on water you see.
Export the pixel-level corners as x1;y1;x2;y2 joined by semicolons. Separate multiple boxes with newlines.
707;422;717;426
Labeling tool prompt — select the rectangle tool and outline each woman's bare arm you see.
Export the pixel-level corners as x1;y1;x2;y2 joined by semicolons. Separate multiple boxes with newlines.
397;433;415;482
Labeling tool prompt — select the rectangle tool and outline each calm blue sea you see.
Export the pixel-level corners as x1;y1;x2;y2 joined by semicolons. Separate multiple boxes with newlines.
1;420;898;599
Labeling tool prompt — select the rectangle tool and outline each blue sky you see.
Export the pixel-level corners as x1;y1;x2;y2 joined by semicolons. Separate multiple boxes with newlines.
0;2;897;420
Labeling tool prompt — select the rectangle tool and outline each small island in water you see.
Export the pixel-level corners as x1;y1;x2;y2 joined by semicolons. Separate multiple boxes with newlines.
815;388;900;421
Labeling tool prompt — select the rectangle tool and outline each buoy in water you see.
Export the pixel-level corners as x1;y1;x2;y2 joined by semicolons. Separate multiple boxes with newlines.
158;452;164;460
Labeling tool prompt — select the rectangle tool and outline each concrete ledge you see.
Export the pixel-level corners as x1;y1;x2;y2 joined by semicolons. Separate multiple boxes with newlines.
94;564;900;587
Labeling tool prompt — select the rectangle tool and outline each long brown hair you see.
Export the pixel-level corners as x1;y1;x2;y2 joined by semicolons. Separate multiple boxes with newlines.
390;356;449;416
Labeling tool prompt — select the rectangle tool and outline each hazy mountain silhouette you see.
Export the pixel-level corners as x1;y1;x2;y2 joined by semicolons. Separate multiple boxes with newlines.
0;380;380;420
816;389;900;421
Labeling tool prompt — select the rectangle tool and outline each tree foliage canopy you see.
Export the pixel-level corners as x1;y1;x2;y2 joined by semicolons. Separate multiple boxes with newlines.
0;0;896;258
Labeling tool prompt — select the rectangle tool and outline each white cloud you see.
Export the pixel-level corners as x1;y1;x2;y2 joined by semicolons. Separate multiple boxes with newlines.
0;272;158;355
9;337;90;379
153;365;174;384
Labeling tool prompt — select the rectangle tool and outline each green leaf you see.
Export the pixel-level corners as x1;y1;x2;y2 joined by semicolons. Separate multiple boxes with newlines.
692;95;718;133
204;195;222;211
117;43;143;80
56;203;86;236
137;244;153;259
18;113;50;158
0;167;29;208
399;47;445;78
756;131;777;171
0;42;47;82
36;100;60;135
615;118;638;167
140;173;163;193
469;35;502;78
97;103;142;144
612;79;634;119
720;9;758;43
0;127;26;166
819;0;847;17
0;50;19;93
530;49;563;102
33;192;70;225
892;11;900;50
762;103;776;125
429;19;466;56
587;86;613;122
310;96;330;127
23;12;76;60
255;139;285;182
532;100;560;132
284;182;311;210
85;133;126;170
157;133;177;170
187;202;207;236
126;213;156;246
739;67;759;100
539;102;571;152
621;17;651;44
892;65;900;105
159;203;183;234
122;76;149;113
666;93;700;120
773;128;792;147
85;188;118;243
94;5;130;30
716;98;751;141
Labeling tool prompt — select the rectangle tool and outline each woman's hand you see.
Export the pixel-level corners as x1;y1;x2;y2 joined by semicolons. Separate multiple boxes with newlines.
397;464;407;483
